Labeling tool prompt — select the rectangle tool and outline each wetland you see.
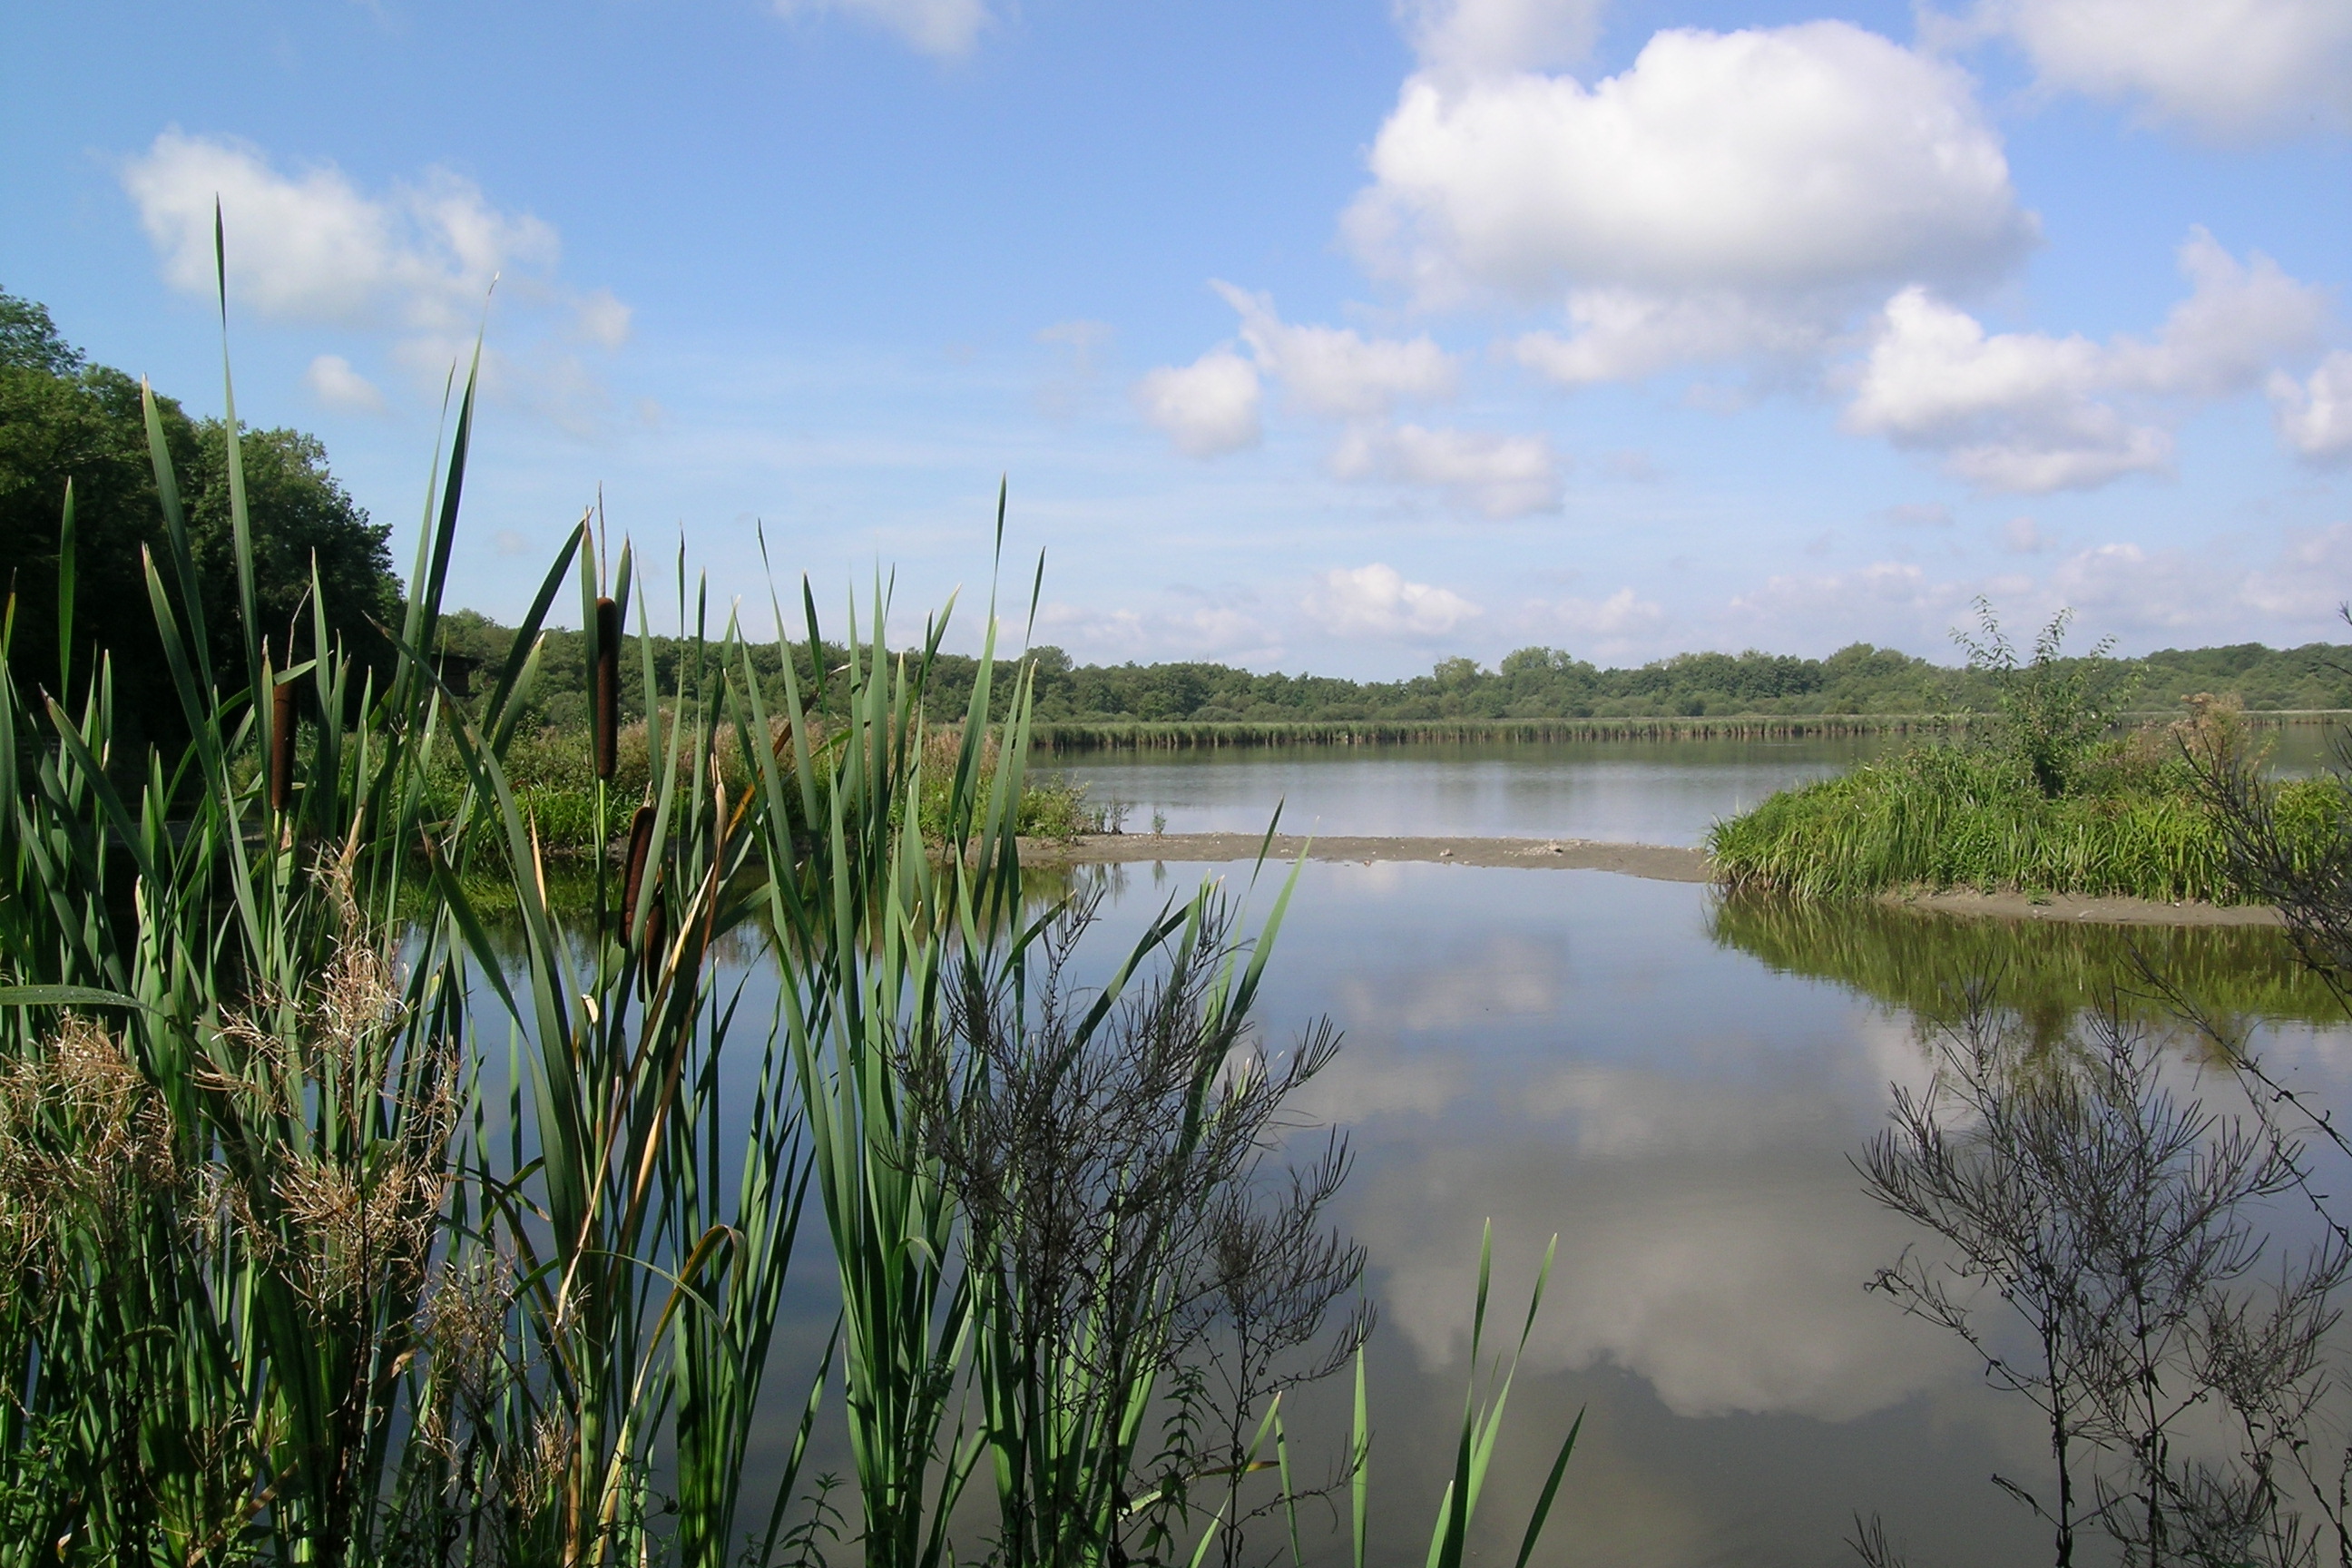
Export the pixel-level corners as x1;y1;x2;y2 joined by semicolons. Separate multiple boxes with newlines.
695;738;2352;1566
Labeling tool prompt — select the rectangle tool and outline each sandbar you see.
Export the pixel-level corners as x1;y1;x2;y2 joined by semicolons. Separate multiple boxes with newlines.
1022;832;2281;927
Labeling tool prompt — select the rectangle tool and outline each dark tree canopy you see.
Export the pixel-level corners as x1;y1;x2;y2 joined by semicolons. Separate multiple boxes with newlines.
0;287;397;746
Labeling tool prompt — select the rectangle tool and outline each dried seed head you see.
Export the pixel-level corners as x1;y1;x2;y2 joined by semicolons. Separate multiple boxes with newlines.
0;1016;182;1279
416;1252;523;1455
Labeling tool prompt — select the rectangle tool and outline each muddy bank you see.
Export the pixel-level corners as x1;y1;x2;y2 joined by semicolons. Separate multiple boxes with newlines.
1030;832;1706;882
1024;832;2282;926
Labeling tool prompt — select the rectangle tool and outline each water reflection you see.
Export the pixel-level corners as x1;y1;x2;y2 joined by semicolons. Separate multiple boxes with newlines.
1709;892;2347;1046
1088;858;2352;1564
461;846;2352;1565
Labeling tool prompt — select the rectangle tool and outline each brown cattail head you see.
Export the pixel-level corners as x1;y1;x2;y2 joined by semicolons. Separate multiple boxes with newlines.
593;595;621;781
270;675;299;815
640;895;667;978
622;805;657;944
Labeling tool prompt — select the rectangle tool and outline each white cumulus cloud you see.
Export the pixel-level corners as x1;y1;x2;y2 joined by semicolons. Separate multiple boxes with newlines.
1513;289;1833;386
1329;423;1562;517
1348;20;2034;382
1966;0;2352;141
2269;352;2352;466
303;354;386;414
2052;528;2352;632
1398;0;1608;76
121;131;626;427
1847;288;2172;491
1301;563;1483;639
573;289;632;349
773;0;988;56
1844;230;2330;492
1715;528;2352;651
123;130;558;332
2001;515;2051;554
1132;348;1262;457
1211;282;1458;417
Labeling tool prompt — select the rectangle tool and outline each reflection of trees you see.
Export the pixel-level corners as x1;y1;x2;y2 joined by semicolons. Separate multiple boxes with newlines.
1708;894;2343;1050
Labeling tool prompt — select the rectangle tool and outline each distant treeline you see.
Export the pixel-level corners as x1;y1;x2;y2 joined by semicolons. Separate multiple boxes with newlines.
438;610;2352;746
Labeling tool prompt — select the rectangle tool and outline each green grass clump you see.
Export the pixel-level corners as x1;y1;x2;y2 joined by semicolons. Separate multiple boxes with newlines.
1709;734;2348;904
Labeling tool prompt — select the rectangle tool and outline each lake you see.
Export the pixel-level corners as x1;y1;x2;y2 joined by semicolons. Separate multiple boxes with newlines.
1046;728;2344;846
689;738;2352;1565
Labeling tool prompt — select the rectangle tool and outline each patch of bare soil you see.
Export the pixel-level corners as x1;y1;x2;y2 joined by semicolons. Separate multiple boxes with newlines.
1024;833;2283;927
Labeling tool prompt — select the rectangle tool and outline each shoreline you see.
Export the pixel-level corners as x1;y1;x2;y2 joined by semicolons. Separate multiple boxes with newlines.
1022;832;2283;928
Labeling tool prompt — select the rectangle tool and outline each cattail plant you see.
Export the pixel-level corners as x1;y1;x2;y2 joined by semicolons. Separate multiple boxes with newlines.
621;802;656;944
269;670;299;816
593;593;621;781
0;229;1588;1568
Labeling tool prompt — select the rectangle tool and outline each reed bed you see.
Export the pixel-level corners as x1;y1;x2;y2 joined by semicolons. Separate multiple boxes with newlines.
1033;715;1973;750
0;249;1579;1568
1033;710;2352;753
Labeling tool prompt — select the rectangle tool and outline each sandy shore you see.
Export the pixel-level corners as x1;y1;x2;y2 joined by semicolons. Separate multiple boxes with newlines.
1022;832;1714;882
1023;832;2281;926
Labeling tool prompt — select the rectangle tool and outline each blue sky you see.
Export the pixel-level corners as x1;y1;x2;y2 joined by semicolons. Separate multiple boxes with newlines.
5;0;2348;677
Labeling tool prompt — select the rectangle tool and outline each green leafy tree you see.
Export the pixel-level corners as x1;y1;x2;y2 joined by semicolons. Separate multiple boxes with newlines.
0;287;396;742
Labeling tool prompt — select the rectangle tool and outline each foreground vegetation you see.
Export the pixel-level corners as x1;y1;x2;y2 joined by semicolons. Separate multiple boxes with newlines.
415;713;1110;855
0;270;1579;1566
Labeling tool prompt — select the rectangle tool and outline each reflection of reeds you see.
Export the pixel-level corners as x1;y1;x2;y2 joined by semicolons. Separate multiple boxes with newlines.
1709;890;2345;1046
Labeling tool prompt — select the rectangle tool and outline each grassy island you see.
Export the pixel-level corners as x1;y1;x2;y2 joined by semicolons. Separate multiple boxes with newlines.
1709;610;2352;906
1709;725;2347;903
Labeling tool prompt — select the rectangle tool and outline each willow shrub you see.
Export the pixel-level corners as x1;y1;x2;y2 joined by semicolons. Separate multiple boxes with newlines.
1710;734;2347;903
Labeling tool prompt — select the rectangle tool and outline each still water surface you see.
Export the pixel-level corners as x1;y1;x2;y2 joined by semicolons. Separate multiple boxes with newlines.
1029;859;2351;1566
1049;729;2341;845
675;740;2352;1564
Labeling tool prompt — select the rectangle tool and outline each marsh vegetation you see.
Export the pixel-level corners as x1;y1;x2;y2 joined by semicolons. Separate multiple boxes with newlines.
0;274;1584;1568
15;273;2352;1568
1711;606;2352;905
